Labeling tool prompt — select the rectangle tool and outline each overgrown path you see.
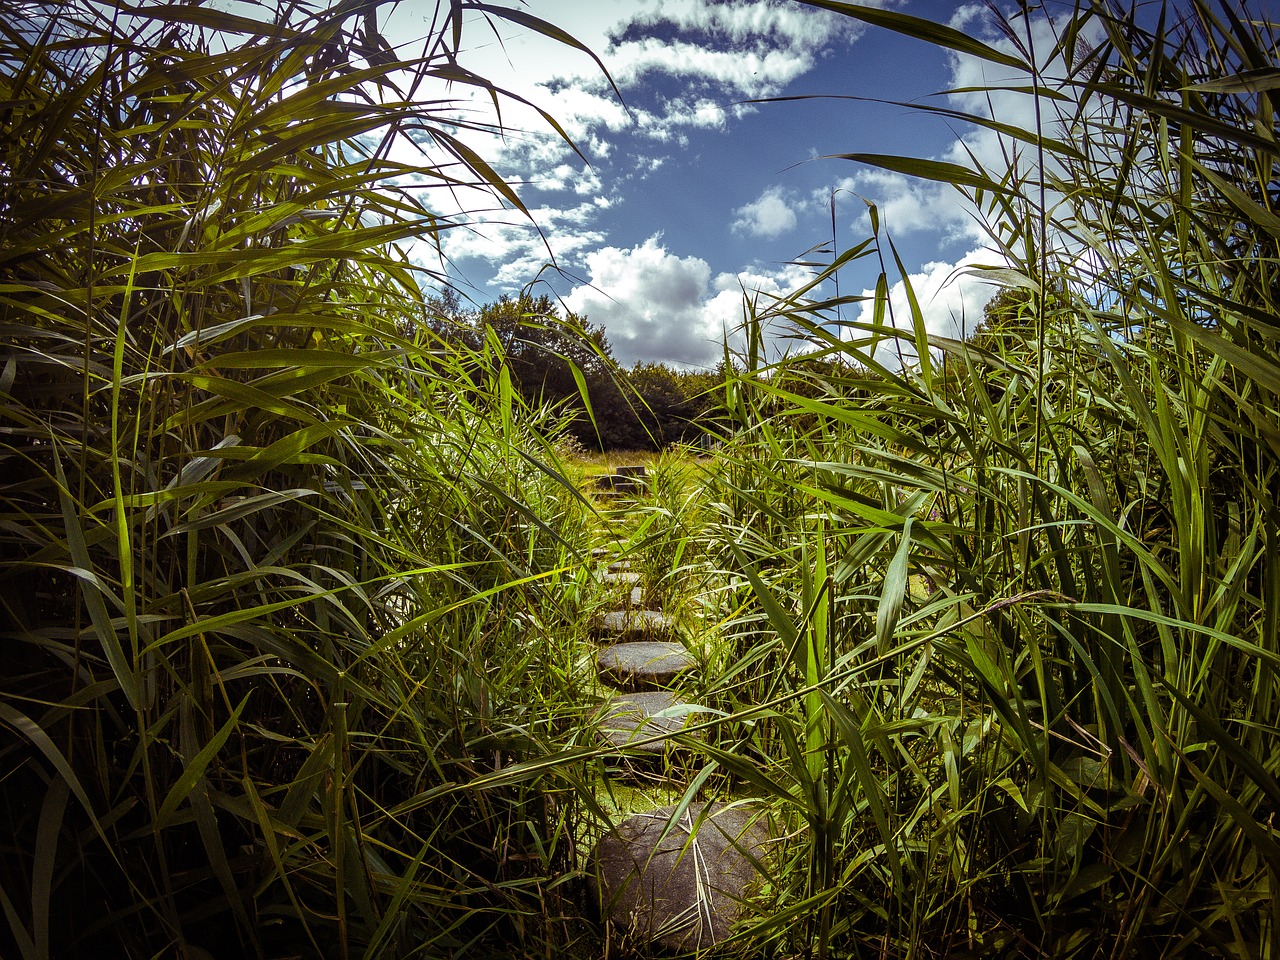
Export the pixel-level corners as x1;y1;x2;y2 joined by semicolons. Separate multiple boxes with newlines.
582;466;771;955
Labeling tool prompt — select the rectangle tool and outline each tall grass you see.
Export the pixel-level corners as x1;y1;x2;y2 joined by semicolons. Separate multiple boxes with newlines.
0;5;603;957
693;1;1280;956
5;0;1280;958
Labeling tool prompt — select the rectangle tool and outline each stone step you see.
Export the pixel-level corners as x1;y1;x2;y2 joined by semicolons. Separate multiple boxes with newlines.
593;802;772;953
594;691;703;756
594;465;648;494
593;608;674;643
597;569;641;590
597;640;694;691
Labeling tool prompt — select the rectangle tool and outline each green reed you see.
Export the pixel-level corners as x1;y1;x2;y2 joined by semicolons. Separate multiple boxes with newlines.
689;1;1280;955
0;4;608;957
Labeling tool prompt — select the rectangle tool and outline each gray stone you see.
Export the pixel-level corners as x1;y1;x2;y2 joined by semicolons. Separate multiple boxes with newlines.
594;608;675;642
597;641;693;690
595;465;648;494
595;692;703;755
608;465;648;493
599;570;642;589
629;585;644;608
593;802;772;952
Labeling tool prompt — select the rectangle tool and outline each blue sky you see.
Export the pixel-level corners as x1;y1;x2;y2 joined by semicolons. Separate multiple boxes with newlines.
378;1;1049;368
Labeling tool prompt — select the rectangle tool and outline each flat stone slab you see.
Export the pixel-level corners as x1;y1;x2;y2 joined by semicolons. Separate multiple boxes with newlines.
597;641;693;690
594;609;675;642
595;466;648;494
595;692;703;755
594;802;772;952
598;570;642;589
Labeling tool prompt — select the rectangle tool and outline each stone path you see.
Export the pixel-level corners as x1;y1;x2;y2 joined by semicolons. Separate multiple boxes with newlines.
593;608;675;642
596;640;694;691
594;692;700;756
584;465;771;953
594;802;772;953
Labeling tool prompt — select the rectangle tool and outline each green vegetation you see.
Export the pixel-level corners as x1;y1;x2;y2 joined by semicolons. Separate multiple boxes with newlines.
3;1;1279;958
422;289;731;451
0;6;603;957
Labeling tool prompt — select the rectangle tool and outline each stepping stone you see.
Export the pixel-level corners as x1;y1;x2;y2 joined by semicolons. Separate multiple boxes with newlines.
597;640;693;690
629;585;644;608
607;559;632;573
597;464;647;493
594;608;675;642
594;691;702;755
598;570;641;589
593;802;772;953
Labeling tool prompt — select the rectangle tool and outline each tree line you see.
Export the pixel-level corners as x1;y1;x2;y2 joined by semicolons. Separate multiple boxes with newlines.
411;286;1037;454
420;290;731;451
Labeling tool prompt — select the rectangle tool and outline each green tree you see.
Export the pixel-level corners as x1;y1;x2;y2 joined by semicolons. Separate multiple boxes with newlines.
478;293;613;398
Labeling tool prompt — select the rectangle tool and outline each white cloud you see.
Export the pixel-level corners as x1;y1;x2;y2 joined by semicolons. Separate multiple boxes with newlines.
630;97;729;140
530;163;603;196
437;202;607;288
600;39;815;98
732;186;800;238
850;248;1005;368
562;236;809;368
563;237;717;366
536;84;634;142
830;170;976;243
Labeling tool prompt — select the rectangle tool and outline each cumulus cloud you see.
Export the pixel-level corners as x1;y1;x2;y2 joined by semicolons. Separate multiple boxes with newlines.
604;1;864;98
562;236;809;368
827;171;977;243
530;163;604;196
438;203;607;288
733;186;801;238
850;248;1005;368
563;237;718;367
601;39;815;100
